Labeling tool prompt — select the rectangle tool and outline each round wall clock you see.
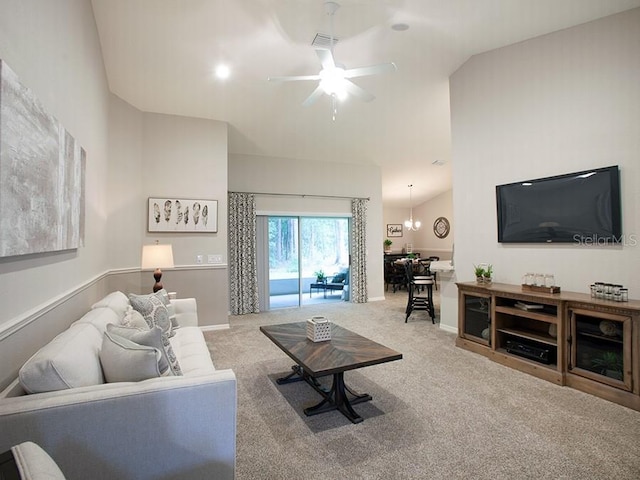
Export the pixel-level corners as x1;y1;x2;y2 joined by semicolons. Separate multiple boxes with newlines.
433;217;450;239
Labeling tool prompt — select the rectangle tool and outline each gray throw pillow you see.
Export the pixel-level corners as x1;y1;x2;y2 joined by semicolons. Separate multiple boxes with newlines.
99;332;162;383
127;293;182;376
155;289;179;331
128;292;172;336
107;324;169;375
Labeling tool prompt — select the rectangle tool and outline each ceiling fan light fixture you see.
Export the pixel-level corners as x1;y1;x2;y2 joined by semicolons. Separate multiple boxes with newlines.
319;67;346;98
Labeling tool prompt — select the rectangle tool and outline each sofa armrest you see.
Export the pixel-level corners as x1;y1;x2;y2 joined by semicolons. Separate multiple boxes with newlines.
171;298;198;327
0;370;236;480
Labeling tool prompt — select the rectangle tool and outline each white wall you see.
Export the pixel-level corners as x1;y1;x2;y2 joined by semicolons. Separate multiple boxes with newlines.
229;154;385;301
447;8;640;331
0;0;110;324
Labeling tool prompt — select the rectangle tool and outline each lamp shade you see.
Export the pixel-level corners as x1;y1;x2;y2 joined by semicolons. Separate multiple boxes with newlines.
141;244;174;270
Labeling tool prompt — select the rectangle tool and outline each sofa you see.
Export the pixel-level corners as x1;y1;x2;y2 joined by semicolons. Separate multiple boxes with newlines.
0;291;236;480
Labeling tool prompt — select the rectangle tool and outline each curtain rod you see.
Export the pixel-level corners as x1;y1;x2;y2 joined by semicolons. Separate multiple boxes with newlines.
229;191;370;201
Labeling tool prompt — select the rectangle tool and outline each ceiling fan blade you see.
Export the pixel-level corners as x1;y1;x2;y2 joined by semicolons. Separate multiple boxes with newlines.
342;80;375;102
302;84;325;107
268;74;321;82
344;62;397;79
315;48;335;70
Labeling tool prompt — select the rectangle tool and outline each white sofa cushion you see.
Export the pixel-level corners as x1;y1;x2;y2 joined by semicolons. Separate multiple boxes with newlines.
100;332;162;383
91;291;130;318
71;307;120;333
19;324;104;394
170;327;216;376
11;441;66;480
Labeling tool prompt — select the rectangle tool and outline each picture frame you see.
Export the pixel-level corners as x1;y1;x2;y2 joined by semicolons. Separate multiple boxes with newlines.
433;216;450;239
148;197;218;233
387;224;403;237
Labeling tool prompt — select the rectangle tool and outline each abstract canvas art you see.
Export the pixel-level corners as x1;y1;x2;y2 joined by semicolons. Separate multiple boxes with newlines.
0;59;85;258
148;198;218;233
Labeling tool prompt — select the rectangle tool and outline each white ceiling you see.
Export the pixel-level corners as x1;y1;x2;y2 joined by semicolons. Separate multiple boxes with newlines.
91;0;640;207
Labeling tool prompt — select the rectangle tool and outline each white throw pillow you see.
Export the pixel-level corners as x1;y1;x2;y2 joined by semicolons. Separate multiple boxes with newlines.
99;331;162;383
107;324;170;375
122;306;150;330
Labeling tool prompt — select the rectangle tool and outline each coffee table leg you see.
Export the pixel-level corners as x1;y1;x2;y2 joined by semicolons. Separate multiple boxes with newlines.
304;372;372;424
277;365;328;392
276;365;305;385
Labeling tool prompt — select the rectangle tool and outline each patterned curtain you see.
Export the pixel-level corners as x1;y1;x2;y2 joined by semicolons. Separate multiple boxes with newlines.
228;193;260;314
350;198;368;303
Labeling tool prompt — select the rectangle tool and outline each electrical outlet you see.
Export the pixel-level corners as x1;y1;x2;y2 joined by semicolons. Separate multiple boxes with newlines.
196;255;203;264
208;254;222;264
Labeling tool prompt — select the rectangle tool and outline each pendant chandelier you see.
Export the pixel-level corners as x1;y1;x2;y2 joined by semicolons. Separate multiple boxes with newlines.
404;184;421;231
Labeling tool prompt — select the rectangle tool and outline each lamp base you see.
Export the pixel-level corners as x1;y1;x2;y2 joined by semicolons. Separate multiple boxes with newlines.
152;269;163;293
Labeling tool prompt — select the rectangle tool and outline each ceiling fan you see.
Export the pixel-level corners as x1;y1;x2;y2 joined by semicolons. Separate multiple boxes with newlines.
268;1;397;119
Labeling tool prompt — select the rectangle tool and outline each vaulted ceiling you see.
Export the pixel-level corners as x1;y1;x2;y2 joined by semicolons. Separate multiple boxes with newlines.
91;0;640;207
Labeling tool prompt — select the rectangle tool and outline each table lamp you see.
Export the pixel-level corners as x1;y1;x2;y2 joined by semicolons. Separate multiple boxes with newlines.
141;242;174;293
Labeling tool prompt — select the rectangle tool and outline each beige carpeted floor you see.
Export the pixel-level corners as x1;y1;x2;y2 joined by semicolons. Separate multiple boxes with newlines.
204;290;640;480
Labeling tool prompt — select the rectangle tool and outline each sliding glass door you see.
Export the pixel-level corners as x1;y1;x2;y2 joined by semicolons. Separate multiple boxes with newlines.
261;216;350;309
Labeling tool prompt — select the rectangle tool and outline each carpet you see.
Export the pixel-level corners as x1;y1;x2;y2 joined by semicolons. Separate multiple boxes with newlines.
204;290;640;480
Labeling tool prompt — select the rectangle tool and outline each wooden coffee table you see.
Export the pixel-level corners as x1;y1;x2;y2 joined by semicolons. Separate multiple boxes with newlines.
260;322;402;423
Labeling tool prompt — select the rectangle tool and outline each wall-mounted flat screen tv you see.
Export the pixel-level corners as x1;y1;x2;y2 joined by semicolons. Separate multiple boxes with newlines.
496;166;621;244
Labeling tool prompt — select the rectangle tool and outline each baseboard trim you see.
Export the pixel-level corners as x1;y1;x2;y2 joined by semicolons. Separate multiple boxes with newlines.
439;324;458;335
368;296;386;302
200;324;230;331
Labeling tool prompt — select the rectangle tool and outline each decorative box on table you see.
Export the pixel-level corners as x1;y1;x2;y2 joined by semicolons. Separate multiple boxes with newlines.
306;317;331;342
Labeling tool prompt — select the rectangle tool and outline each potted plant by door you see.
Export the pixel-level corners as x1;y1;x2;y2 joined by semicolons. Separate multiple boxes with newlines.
314;269;326;283
384;239;393;253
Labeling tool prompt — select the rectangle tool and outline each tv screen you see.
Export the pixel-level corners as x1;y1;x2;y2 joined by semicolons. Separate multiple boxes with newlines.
496;166;621;244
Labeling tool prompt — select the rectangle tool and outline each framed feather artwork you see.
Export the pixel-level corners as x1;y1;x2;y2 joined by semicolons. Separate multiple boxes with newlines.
148;198;218;233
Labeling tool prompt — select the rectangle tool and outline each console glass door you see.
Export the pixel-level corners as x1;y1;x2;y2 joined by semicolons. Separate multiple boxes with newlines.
570;308;632;391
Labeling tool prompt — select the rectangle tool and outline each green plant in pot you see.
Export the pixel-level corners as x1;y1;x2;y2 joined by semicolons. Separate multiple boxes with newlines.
474;265;485;283
314;269;326;283
384;239;392;252
591;351;623;380
483;264;493;284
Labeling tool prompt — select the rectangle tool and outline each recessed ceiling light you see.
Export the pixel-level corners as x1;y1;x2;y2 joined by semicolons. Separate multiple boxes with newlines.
215;64;230;80
391;23;409;32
